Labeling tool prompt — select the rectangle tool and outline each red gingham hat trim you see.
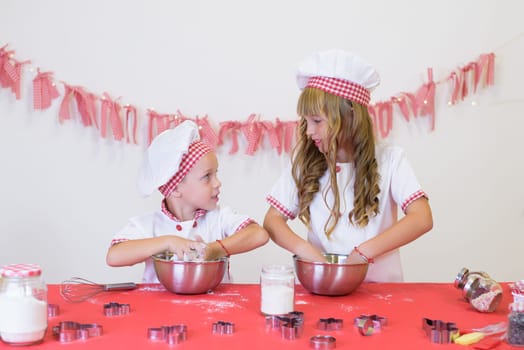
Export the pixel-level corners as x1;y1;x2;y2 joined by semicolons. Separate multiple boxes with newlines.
0;263;42;277
158;141;212;197
306;76;371;106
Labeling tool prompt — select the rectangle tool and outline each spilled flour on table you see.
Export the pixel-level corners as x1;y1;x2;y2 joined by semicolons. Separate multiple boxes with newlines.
373;293;392;300
169;298;244;313
340;304;355;312
86;298;103;305
138;285;167;292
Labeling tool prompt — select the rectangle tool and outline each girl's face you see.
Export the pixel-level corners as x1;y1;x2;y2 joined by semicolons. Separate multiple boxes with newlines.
177;152;221;211
304;114;329;153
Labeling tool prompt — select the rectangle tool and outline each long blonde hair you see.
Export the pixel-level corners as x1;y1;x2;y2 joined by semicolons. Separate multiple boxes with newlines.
292;87;380;238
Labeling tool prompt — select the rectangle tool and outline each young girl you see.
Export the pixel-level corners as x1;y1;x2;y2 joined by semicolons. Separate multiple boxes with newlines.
264;49;433;282
107;120;269;283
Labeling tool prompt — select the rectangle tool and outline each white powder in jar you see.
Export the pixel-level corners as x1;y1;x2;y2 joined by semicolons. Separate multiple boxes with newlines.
0;294;47;343
261;284;294;315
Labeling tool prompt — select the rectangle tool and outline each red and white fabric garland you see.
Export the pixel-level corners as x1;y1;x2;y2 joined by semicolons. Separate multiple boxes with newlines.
448;53;495;105
100;93;124;141
123;104;139;144
58;84;98;128
218;121;242;155
195;115;219;149
33;70;60;110
0;45;30;100
0;43;497;155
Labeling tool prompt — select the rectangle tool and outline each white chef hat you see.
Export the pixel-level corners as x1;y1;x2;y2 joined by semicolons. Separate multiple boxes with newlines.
137;120;212;197
296;49;380;106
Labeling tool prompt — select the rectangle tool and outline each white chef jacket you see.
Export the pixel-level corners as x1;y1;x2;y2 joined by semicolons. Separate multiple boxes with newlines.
266;145;427;282
111;205;253;283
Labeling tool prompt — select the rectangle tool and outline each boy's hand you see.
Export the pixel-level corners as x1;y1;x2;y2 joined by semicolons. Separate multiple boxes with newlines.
183;241;207;261
168;236;207;261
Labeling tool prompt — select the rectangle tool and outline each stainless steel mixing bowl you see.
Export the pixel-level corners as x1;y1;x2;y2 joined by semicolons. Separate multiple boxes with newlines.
152;252;227;294
293;254;368;296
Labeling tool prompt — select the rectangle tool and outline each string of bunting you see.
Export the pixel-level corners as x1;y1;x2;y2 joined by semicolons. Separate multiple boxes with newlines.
0;43;495;154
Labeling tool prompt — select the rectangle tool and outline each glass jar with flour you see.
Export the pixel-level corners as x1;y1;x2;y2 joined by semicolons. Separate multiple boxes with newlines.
260;265;294;315
0;264;48;345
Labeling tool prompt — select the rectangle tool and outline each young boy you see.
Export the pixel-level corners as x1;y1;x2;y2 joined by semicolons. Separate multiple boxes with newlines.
107;120;269;283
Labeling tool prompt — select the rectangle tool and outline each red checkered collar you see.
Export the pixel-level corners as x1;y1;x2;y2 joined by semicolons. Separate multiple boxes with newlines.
161;199;207;222
306;76;371;106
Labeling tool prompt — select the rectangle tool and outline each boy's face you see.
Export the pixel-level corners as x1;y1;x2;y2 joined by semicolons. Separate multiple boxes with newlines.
176;152;221;211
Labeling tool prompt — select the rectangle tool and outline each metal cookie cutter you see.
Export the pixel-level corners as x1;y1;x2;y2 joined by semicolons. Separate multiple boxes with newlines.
48;303;60;317
288;311;304;320
103;302;130;316
52;321;103;343
265;311;304;340
265;311;304;331
354;314;387;336
265;315;283;330
310;335;336;349
281;317;304;340
147;325;187;345
422;318;459;344
317;317;343;331
212;321;235;335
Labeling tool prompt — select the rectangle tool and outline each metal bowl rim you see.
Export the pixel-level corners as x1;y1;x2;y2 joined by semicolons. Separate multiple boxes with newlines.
152;254;228;265
293;254;368;266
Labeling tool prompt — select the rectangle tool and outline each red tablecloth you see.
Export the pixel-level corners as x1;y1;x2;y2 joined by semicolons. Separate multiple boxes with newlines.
0;283;516;349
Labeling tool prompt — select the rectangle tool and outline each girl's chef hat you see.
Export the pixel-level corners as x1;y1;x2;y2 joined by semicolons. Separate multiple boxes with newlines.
296;49;380;106
137;120;212;197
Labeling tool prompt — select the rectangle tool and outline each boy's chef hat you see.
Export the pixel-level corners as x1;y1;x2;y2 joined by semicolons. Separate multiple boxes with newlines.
137;120;212;197
296;49;380;106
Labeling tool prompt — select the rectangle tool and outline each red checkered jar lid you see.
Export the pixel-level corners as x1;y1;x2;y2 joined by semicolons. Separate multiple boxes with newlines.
0;263;42;278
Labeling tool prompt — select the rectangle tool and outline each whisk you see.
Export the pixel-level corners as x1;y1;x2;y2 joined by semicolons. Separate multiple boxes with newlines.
60;277;137;303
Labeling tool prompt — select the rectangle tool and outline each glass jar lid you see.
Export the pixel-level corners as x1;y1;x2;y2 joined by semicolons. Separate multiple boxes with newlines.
454;267;469;288
0;264;42;278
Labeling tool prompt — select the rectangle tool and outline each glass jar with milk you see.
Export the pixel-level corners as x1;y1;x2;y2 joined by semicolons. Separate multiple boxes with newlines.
0;264;48;345
260;265;295;315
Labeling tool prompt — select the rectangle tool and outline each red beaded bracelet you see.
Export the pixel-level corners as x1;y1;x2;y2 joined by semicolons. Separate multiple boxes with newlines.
354;246;374;264
216;240;231;257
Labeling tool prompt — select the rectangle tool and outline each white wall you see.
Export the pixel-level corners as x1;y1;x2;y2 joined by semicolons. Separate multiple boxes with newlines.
0;0;522;284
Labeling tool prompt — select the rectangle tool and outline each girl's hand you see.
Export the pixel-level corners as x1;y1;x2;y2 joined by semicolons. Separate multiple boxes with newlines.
346;248;369;264
296;242;328;263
